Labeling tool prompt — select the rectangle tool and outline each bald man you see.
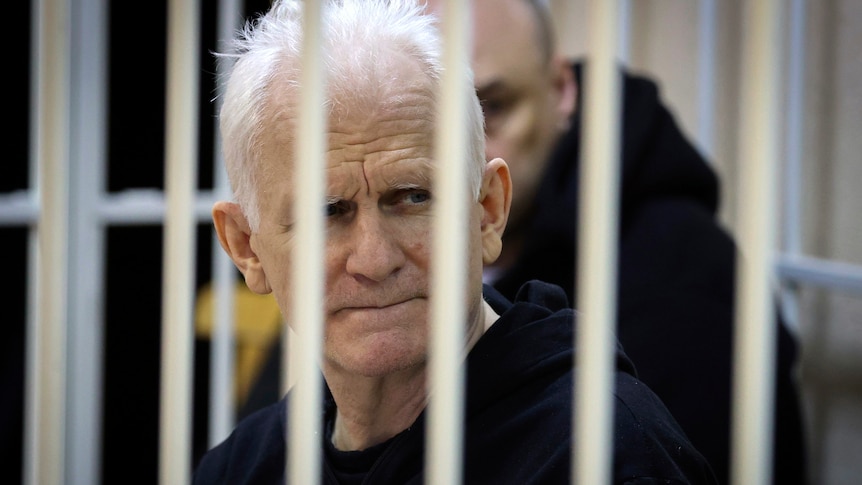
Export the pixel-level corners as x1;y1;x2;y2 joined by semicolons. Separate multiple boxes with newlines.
421;1;807;484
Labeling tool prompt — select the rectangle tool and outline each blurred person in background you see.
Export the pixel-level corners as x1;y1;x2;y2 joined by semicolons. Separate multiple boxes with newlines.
422;0;806;483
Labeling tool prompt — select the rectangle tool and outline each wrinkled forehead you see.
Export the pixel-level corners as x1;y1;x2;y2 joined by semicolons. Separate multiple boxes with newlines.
264;46;437;132
333;48;437;118
324;80;438;198
257;53;438;183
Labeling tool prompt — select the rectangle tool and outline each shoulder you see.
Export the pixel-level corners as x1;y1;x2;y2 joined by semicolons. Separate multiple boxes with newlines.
484;280;572;315
193;398;287;485
611;372;719;484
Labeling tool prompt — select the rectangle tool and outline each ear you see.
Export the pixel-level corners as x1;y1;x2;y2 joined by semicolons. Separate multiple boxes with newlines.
549;54;578;124
212;201;272;295
478;158;512;264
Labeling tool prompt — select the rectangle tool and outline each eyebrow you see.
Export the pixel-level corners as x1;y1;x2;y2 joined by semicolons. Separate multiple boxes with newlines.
388;181;425;192
325;167;433;201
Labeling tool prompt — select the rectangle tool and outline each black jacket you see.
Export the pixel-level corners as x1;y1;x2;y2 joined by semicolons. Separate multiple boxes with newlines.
193;282;718;484
492;62;806;485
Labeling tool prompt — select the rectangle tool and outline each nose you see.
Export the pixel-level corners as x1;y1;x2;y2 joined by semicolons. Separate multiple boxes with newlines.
344;212;405;283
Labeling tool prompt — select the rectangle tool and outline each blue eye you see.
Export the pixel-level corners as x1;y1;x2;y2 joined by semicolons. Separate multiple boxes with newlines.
405;191;430;204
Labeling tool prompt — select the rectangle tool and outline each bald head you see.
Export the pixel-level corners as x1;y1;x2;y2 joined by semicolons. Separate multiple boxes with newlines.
425;0;553;61
425;0;577;250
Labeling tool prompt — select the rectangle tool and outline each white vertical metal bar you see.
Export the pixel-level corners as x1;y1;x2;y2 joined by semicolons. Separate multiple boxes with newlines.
288;0;325;484
209;167;238;447
697;0;717;158
24;230;41;484
67;0;108;482
282;326;297;395
427;0;470;484
25;0;70;483
731;1;782;484
617;0;631;65
209;0;243;447
783;0;805;257
778;0;807;334
574;1;622;484
158;0;200;482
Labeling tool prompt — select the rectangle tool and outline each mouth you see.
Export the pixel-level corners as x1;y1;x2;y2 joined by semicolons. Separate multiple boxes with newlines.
332;293;428;316
336;297;417;313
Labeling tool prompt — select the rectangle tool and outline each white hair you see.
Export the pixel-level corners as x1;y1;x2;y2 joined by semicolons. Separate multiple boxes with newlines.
215;0;486;231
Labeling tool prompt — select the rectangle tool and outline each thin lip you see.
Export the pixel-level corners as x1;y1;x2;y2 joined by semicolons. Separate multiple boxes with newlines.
333;296;423;314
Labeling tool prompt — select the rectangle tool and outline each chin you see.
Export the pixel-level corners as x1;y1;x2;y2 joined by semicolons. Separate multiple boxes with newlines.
328;337;427;378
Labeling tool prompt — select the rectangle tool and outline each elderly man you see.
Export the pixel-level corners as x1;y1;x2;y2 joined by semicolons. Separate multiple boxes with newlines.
193;1;717;483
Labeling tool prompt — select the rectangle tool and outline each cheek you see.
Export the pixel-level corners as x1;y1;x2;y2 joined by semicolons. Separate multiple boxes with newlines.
388;219;432;273
256;239;295;302
468;224;485;269
489;112;541;178
488;118;528;155
499;98;538;141
487;102;534;159
405;229;431;265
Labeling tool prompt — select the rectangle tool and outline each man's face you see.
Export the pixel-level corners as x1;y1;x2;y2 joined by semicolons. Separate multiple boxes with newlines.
247;57;489;378
449;0;569;232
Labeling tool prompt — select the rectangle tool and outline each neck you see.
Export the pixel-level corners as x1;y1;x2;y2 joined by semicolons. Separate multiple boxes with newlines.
325;300;501;451
326;366;427;451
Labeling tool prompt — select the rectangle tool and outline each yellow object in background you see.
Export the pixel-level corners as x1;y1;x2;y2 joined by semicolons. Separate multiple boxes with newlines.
194;281;282;408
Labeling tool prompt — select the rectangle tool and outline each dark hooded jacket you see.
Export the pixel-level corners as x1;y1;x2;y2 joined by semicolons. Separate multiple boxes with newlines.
491;62;806;485
193;281;718;485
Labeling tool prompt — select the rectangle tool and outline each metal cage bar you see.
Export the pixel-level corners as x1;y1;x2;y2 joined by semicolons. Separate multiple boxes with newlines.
731;1;783;483
66;0;109;481
427;1;472;484
25;0;71;483
573;1;623;484
697;0;717;159
287;1;326;484
157;0;201;482
208;0;243;448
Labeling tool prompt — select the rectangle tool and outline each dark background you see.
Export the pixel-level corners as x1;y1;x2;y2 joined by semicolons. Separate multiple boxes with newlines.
3;1;271;483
